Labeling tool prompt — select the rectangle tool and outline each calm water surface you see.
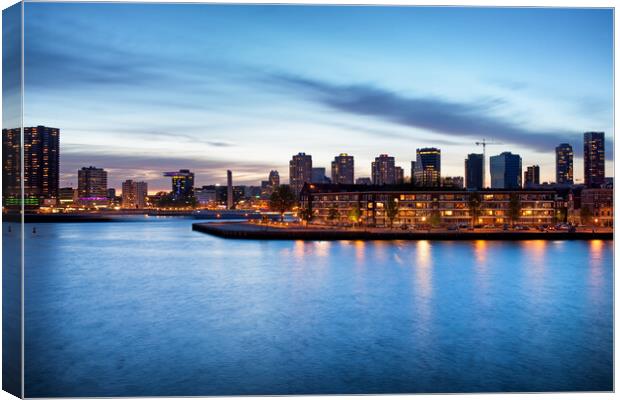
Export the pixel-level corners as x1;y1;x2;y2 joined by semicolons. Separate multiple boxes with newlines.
19;218;613;396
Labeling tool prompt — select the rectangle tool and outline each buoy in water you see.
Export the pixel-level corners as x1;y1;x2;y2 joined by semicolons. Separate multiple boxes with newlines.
32;227;37;234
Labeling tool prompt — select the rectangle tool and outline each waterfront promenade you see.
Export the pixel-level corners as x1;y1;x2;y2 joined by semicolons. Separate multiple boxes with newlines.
193;222;613;241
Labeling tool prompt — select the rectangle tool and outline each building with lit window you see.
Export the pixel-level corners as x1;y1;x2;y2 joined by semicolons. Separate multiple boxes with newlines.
395;167;405;184
2;126;59;206
301;184;556;228
121;180;148;209
289;152;312;197
268;170;280;187
311;167;330;184
490;152;522;189
442;176;464;189
414;148;441;187
555;143;573;185
584;132;605;188
524;165;540;188
465;153;483;190
371;154;396;185
580;188;613;227
356;177;372;185
331;153;354;184
164;169;195;202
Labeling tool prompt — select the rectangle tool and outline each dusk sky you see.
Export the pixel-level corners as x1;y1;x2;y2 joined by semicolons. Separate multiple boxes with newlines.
16;3;614;192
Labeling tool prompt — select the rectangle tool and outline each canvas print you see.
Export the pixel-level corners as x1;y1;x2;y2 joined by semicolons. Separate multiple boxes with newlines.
1;2;614;397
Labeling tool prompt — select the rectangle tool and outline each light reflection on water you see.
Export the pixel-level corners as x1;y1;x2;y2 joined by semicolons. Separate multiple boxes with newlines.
22;219;613;396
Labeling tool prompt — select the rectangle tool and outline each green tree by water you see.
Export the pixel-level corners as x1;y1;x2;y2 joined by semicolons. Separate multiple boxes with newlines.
385;197;399;228
508;193;522;226
348;204;361;227
580;206;593;226
269;185;296;221
468;191;481;226
327;206;340;225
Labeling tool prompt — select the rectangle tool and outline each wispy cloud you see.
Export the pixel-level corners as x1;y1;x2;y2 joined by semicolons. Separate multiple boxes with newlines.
266;73;582;153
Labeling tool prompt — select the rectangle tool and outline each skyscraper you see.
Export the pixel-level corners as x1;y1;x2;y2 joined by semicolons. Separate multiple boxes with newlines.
289;152;312;197
464;153;484;190
524;165;540;188
78;166;108;198
311;167;330;183
268;170;280;187
371;154;396;185
227;170;233;209
490;152;522;189
584;132;605;188
395;166;404;184
121;180;148;209
555;143;573;185
2;126;60;203
414;148;441;187
331;153;354;184
164;169;195;202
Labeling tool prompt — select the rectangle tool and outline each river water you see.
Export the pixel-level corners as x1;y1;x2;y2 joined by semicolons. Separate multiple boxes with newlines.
13;217;613;396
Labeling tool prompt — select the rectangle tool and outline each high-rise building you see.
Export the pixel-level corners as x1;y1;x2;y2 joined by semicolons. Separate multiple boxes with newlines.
410;161;416;185
227;170;233;209
465;153;484;190
331;153;354;184
395;166;404;184
371;154;396;185
121;180;148;209
490;152;522;189
163;169;194;202
414;148;441;187
78;166;108;198
268;170;280;187
311;167;330;184
2;126;60;203
289;152;312;197
584;132;605;188
524;165;540;188
442;176;464;189
555;143;573;185
356;177;372;185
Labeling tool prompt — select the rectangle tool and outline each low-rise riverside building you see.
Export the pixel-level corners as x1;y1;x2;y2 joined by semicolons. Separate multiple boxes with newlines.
300;184;557;228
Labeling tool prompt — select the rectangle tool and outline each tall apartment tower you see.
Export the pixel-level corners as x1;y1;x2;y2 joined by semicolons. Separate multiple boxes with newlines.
122;180;148;209
583;132;605;188
268;170;280;187
78;166;108;198
555;143;573;185
414;148;441;187
2;126;60;201
524;165;540;188
490;152;522;189
371;154;396;185
163;169;195;202
464;153;484;190
227;170;233;209
289;152;312;197
331;153;354;184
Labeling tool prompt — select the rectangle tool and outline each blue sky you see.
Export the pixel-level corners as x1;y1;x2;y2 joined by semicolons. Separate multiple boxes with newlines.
17;3;613;191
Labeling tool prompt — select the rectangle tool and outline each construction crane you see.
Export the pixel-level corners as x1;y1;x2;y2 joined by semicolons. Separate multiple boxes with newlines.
475;139;502;188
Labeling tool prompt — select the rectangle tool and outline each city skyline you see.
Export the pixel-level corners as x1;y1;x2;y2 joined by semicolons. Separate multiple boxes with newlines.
8;4;614;190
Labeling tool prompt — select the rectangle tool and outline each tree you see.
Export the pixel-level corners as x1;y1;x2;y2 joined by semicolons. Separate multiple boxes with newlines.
298;206;313;226
269;185;296;221
385;197;399;228
555;207;567;224
508;193;522;226
468;192;481;226
429;209;441;228
348;204;361;227
580;206;593;226
327;206;340;225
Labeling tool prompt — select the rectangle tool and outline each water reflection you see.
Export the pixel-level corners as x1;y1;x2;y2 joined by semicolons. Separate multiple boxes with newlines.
415;240;432;299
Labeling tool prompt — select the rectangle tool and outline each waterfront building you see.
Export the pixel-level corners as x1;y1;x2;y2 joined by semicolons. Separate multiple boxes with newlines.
163;169;194;202
371;154;396;185
227;170;233;209
121;180;148;209
58;187;75;206
195;186;218;207
311;167;330;184
555;143;573;185
78;166;108;198
331;153;354;184
490;152;522;189
356;177;372;185
465;153;484;190
289;152;312;197
584;132;605;188
2;126;60;206
442;176;464;189
414;148;441;187
301;184;556;228
395;167;405;184
524;165;540;188
580;188;613;227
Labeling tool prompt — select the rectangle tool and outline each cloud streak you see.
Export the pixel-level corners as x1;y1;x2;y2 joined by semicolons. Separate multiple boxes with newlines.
266;73;582;153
